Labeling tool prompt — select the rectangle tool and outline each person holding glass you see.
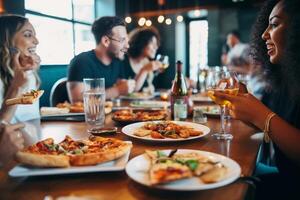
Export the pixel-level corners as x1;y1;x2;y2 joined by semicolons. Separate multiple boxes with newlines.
123;27;164;93
214;0;300;199
67;16;135;102
0;14;41;123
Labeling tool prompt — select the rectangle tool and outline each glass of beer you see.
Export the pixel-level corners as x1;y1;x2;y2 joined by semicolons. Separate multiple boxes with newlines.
206;67;239;140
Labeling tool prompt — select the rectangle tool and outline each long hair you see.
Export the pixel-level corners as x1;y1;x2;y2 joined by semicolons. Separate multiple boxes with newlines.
250;0;300;98
128;27;160;58
0;14;40;96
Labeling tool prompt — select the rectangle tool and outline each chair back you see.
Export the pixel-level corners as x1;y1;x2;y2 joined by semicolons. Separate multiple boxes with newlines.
49;77;69;107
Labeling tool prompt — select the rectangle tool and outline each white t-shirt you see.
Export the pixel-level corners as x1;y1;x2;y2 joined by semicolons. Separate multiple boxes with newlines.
0;71;40;123
227;43;250;67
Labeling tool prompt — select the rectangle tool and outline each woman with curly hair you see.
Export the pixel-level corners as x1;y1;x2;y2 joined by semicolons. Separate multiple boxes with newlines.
215;0;300;199
0;15;41;123
123;27;163;92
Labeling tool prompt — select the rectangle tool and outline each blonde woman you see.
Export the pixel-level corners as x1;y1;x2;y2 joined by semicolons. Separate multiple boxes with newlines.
0;15;41;123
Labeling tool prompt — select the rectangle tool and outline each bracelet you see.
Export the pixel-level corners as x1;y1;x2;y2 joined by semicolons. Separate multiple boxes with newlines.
263;112;276;143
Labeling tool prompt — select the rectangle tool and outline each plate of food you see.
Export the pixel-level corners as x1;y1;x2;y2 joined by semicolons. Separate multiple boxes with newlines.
40;101;113;117
112;109;168;124
120;92;155;100
125;149;241;191
5;90;44;106
196;105;220;117
121;121;210;141
9;136;132;177
130;100;170;108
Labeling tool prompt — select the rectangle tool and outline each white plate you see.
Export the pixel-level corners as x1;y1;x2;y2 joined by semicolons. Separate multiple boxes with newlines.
9;142;131;177
122;121;210;142
130;100;170;108
125;149;241;191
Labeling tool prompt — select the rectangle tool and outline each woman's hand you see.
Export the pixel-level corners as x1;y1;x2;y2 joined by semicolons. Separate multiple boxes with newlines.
143;61;162;72
11;51;29;89
238;82;248;94
0;123;25;164
19;53;41;71
214;92;271;128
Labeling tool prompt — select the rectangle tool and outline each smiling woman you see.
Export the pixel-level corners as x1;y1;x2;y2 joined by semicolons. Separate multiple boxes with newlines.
0;14;41;123
213;0;300;199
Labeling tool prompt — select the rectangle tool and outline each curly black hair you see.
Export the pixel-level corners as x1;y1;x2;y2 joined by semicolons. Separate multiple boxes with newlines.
250;0;300;98
127;27;160;58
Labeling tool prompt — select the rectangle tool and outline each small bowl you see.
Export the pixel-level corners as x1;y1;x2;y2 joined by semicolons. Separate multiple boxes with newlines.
88;127;118;135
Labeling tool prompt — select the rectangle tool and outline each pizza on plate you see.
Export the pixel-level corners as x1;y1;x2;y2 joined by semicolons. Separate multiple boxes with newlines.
16;135;132;167
5;90;44;106
145;150;228;185
56;101;113;114
134;121;203;139
112;109;167;123
56;101;84;113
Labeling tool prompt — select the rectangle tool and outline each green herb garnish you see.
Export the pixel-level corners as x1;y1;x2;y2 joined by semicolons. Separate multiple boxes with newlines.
185;160;199;171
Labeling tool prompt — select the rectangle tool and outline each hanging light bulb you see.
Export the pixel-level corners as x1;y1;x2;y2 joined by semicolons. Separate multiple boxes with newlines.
138;17;146;26
125;16;132;24
157;15;165;23
194;10;201;17
176;15;183;22
145;19;152;27
165;18;172;25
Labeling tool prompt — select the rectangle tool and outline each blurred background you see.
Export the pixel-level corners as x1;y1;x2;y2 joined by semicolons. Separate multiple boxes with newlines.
0;0;265;106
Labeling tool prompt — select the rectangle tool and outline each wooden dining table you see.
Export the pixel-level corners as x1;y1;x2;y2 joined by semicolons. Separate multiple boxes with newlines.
0;102;262;200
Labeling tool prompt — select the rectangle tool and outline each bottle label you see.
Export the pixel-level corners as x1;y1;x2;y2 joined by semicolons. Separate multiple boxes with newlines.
170;96;188;119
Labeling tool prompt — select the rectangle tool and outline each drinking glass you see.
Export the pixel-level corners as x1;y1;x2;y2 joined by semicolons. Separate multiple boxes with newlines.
206;68;239;140
154;54;169;76
156;54;169;69
83;78;105;130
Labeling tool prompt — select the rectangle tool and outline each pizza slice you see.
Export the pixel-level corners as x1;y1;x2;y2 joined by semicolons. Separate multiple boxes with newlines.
5;90;44;106
145;150;228;185
15;138;70;168
145;150;192;185
149;162;193;185
200;164;227;183
68;136;132;166
15;135;132;168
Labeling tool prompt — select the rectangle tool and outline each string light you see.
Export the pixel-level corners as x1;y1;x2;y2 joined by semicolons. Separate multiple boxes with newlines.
145;19;152;27
157;15;164;23
125;16;132;24
138;17;146;26
194;10;201;17
176;15;183;22
165;18;172;25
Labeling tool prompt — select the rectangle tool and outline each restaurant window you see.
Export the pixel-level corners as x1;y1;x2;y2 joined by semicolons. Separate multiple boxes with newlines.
189;20;208;81
25;0;95;65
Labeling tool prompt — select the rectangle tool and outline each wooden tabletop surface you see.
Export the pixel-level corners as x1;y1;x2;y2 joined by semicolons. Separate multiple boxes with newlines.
0;104;261;200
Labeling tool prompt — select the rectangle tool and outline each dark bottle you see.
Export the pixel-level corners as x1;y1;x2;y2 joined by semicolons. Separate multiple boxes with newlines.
196;66;201;93
170;60;188;119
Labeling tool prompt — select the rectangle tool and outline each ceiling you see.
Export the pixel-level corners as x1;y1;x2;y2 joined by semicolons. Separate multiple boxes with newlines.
123;0;266;15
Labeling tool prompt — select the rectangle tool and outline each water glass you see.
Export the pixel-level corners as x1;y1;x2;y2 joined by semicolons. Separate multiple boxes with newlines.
83;78;105;129
193;107;207;124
